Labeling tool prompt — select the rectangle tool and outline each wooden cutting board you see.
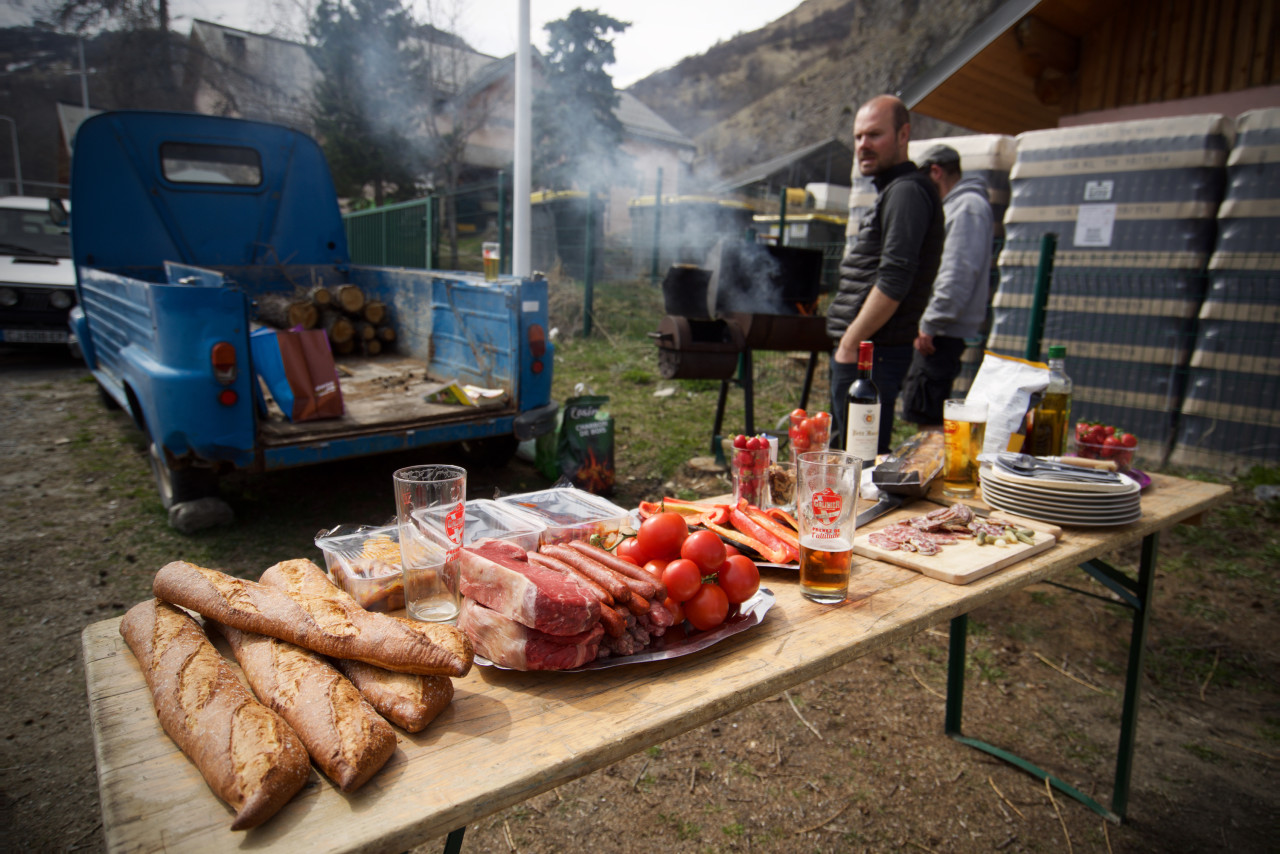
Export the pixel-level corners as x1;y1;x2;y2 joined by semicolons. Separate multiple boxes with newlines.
853;505;1062;585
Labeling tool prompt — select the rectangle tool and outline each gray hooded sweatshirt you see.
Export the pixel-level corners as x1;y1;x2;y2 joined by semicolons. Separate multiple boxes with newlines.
918;175;993;340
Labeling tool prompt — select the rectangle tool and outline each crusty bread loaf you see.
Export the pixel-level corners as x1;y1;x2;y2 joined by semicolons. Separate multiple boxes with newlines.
211;622;397;792
119;599;311;830
260;559;454;732
153;560;473;677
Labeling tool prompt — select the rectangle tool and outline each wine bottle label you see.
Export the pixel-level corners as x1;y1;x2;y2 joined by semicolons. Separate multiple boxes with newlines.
846;402;880;462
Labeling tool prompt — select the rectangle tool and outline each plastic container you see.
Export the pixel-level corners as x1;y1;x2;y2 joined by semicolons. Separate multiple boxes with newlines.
462;499;546;552
1073;436;1138;472
498;487;630;547
314;524;404;612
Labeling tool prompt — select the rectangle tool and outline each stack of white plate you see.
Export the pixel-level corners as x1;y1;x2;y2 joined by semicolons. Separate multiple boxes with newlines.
980;465;1142;527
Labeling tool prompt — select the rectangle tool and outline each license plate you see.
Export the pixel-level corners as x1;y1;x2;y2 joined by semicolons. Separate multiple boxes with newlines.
1;329;70;344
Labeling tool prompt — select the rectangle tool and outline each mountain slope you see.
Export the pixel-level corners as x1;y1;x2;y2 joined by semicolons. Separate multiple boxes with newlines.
628;0;1006;184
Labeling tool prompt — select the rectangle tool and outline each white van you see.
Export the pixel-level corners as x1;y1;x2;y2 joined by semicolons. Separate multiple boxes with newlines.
0;196;76;347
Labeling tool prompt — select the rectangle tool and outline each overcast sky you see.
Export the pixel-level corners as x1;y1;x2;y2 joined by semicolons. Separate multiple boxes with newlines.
165;0;801;89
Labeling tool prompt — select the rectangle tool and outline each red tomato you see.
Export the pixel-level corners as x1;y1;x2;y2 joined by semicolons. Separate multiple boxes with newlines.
662;558;703;602
681;529;727;573
616;537;649;565
637;512;688;561
718;555;760;604
789;408;807;424
643;558;669;579
723;544;742;558
747;435;766;451
732;434;748;449
685;583;729;631
663;597;684;625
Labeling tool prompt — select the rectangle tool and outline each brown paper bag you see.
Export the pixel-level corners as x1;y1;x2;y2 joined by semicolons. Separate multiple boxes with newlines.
277;329;344;421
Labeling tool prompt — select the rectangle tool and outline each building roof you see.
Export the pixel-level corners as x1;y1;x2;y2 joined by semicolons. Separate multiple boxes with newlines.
616;93;695;150
709;137;852;194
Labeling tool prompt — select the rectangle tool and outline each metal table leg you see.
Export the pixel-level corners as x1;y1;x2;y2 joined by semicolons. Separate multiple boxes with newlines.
442;826;465;853
943;530;1159;822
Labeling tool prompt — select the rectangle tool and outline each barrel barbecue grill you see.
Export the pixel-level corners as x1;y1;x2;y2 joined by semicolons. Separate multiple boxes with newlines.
650;241;832;450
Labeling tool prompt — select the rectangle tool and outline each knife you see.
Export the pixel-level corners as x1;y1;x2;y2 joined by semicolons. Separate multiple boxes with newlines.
856;491;905;528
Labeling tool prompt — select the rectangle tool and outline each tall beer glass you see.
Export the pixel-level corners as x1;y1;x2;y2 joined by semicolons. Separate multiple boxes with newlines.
394;465;466;622
943;399;987;498
797;450;861;604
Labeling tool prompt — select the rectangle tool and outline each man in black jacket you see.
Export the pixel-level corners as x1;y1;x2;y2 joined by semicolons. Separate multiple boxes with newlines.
828;94;944;455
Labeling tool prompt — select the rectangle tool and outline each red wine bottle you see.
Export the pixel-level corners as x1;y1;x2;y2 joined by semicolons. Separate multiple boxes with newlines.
845;340;880;463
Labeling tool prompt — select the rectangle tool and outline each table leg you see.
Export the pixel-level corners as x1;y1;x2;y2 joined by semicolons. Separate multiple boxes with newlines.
942;531;1162;823
442;826;465;854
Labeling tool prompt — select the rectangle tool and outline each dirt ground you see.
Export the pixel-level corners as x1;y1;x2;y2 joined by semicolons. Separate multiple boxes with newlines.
2;346;1277;853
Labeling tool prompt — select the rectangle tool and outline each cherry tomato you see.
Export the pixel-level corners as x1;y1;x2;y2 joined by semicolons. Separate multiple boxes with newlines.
662;558;703;602
747;435;766;451
723;544;742;558
663;597;684;625
732;434;748;449
685;583;729;631
637;512;688;561
718;555;760;604
681;529;727;573
616;537;649;565
790;408;807;424
643;558;669;579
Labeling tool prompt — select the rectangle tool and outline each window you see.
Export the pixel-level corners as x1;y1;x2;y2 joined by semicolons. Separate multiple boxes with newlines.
223;33;246;60
160;142;262;186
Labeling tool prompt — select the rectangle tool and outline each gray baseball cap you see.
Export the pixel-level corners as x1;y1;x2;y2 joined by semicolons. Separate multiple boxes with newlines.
918;144;961;169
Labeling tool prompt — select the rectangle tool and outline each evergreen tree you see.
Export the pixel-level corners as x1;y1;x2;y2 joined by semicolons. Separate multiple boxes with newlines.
532;9;630;192
309;0;428;205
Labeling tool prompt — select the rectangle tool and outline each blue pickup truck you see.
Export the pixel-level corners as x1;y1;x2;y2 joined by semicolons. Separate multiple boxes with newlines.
68;111;556;516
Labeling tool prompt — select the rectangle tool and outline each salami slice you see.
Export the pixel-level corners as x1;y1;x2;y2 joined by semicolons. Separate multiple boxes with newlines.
907;534;941;555
867;532;901;551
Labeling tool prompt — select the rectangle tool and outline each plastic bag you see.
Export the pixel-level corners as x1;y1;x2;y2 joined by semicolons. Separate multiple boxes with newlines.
557;394;615;495
964;351;1048;456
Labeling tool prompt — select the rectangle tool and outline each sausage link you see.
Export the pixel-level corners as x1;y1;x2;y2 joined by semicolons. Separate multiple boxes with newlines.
598;604;628;638
646;598;675;627
625;590;650;616
541;545;630;602
528;552;613;605
566;541;668;601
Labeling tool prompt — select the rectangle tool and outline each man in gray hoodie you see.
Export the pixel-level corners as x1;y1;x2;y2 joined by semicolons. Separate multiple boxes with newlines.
901;144;994;426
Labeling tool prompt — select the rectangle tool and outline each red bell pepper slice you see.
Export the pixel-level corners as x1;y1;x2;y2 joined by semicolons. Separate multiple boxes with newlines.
657;497;720;520
699;504;731;526
765;507;800;532
700;520;790;564
637;501;663;520
728;507;797;563
738;500;800;552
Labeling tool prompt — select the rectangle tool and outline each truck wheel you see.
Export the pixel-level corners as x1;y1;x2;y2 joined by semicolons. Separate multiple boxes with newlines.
458;435;519;468
148;438;219;509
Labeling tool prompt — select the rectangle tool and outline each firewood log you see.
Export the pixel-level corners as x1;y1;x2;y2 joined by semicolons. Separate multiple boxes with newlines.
257;293;317;330
363;300;387;324
322;309;355;345
330;284;365;314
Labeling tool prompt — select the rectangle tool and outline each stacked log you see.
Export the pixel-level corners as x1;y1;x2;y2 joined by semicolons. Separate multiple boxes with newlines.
255;283;397;356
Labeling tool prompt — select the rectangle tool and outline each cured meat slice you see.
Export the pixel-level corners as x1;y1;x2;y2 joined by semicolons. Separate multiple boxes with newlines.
458;598;603;671
457;539;600;636
867;532;901;551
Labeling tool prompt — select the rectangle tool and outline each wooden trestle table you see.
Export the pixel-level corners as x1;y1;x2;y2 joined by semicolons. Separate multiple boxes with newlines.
82;472;1230;853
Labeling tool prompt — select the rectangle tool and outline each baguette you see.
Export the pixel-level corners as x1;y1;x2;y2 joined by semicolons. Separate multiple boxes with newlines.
119;599;311;830
259;559;454;733
210;622;397;792
153;560;473;677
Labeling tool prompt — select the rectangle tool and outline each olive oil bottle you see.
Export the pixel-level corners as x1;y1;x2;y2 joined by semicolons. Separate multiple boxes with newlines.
1027;345;1072;456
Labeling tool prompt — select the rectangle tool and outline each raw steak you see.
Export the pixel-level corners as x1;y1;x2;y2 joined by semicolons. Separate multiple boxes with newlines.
457;539;601;636
459;598;603;671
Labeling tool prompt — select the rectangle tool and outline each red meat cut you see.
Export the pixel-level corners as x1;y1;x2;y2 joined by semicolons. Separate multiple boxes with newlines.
457;539;601;636
458;598;603;671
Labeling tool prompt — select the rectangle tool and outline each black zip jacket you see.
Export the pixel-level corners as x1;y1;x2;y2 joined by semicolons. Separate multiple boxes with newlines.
827;160;945;347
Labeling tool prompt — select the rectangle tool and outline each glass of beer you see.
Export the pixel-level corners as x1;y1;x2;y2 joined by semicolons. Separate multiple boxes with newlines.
943;399;987;498
394;465;466;622
482;242;500;282
796;450;862;604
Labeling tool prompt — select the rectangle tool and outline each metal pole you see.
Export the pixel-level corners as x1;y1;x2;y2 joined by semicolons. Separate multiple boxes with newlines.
425;196;436;270
778;187;788;246
497;170;508;275
78;37;90;109
650;167;663;283
512;0;532;276
583;191;595;337
1023;232;1057;361
0;116;23;196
